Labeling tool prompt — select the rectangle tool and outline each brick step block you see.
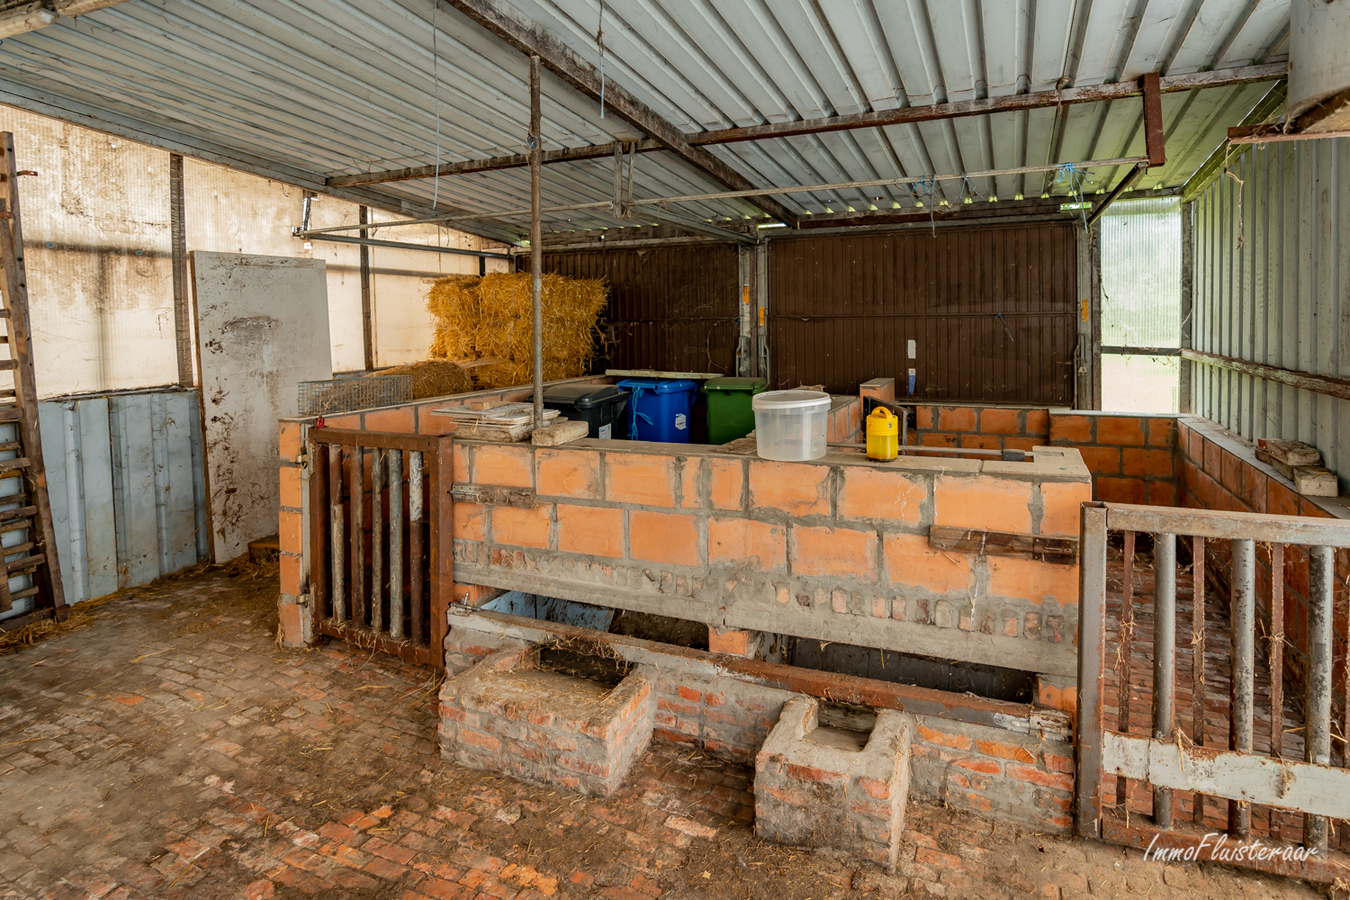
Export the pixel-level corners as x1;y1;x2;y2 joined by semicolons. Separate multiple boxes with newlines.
754;696;913;872
438;645;655;797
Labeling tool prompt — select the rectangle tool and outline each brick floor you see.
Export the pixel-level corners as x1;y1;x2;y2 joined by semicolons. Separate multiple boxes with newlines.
0;568;1324;899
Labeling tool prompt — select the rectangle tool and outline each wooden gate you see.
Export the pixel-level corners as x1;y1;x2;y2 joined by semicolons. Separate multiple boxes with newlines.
308;428;453;668
1077;502;1350;883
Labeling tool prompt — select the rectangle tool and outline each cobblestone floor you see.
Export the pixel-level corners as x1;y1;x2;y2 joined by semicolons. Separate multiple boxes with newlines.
0;568;1326;900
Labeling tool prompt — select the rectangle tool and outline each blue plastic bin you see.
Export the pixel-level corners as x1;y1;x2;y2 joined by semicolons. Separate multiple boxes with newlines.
616;378;698;443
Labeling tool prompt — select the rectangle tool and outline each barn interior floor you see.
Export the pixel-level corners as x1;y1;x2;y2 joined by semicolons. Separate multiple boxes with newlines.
0;566;1323;900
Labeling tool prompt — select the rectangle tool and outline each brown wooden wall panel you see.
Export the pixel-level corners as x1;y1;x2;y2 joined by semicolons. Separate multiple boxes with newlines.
539;243;739;375
768;224;1078;402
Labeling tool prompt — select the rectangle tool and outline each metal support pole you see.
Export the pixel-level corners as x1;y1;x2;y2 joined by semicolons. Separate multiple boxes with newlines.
1152;532;1176;828
529;55;543;428
359;205;374;371
1229;538;1255;837
1076;502;1109;839
1305;545;1333;854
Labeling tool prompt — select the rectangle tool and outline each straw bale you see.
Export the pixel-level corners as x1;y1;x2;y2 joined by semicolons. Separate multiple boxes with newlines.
365;359;475;399
425;271;607;390
427;274;482;361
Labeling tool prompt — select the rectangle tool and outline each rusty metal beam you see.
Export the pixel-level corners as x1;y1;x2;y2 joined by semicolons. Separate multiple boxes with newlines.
1227;123;1350;144
1142;73;1166;167
441;0;799;226
329;140;662;187
450;607;1072;738
335;62;1284;188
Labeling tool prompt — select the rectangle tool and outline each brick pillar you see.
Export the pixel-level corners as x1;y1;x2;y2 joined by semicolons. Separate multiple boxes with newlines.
859;377;896;404
278;420;312;648
708;627;762;658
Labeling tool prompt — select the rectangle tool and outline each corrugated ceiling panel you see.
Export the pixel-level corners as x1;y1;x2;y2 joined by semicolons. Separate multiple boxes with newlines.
0;0;1292;240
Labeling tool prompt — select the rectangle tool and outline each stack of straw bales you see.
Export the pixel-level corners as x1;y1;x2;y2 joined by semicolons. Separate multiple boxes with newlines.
427;271;607;390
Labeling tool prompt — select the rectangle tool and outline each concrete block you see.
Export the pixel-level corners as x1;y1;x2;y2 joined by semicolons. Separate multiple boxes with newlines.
755;697;913;872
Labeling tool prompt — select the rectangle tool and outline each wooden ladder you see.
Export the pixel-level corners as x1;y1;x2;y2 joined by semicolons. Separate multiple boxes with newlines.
0;132;65;627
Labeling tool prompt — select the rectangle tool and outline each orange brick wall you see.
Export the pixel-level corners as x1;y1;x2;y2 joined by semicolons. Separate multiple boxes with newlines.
904;403;1180;506
451;442;1091;678
275;377;609;646
1176;417;1350;704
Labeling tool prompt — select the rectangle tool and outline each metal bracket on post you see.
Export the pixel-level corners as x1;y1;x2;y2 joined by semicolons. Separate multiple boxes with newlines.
610;142;636;219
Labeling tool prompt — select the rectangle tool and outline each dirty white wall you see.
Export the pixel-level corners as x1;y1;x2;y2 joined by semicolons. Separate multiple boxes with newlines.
367;211;511;366
1;104;511;394
0;107;177;396
183;159;366;372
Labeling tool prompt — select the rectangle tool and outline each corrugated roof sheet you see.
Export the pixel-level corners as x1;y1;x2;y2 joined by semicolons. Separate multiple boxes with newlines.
0;0;1289;240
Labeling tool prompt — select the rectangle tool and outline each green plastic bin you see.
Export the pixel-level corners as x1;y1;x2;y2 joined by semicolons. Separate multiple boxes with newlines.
702;377;767;444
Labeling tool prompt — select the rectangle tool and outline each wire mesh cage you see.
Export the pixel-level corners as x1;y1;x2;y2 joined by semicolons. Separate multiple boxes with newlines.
298;373;414;417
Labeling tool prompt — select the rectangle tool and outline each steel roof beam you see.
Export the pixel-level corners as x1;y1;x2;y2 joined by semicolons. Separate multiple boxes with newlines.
441;0;800;227
335;62;1285;189
686;64;1287;145
329;139;662;187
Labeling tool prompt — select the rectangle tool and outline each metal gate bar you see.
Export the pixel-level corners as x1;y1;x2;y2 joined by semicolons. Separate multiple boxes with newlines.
1079;502;1350;884
308;428;453;669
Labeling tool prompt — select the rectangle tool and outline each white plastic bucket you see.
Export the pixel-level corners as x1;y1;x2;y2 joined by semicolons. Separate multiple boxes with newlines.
751;390;831;461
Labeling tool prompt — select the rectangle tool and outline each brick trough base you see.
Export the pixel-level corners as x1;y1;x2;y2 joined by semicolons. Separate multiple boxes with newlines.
439;646;656;797
755;697;912;871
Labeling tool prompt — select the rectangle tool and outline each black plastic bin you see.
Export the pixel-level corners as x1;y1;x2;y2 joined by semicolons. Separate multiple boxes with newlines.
541;384;630;439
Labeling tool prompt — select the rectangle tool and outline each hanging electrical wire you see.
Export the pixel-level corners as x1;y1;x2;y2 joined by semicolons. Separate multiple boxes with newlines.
1054;162;1089;229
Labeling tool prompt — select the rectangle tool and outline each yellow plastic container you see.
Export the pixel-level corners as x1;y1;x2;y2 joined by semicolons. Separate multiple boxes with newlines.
866;407;899;461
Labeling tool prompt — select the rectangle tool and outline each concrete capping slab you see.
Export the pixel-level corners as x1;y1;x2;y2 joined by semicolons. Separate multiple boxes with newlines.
1179;416;1350;520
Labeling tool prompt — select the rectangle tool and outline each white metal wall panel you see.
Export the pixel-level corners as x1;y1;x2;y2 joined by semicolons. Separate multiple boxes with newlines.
109;391;205;586
30;389;207;611
1191;138;1350;489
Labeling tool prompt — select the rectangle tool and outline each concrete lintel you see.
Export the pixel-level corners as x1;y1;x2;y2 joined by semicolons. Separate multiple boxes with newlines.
451;565;1077;678
447;606;1073;741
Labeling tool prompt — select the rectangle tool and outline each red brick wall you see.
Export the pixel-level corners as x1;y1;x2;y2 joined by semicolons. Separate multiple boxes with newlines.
1176;418;1350;703
442;627;1075;833
905;404;1179;506
276;377;610;641
451;441;1090;678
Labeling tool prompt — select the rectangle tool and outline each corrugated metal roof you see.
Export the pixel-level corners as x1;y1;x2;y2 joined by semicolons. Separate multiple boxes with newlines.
0;0;1289;240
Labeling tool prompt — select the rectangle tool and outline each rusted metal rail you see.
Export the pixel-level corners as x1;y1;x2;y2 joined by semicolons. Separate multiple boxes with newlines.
308;428;453;669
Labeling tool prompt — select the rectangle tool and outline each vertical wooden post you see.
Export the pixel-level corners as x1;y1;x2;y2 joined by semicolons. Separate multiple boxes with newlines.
170;153;193;387
1076;502;1109;838
529;55;544;427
